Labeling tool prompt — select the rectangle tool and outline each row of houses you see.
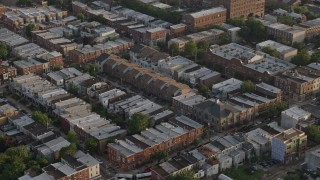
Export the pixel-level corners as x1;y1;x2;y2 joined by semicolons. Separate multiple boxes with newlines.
97;54;192;102
10;74;126;152
2;6;67;31
129;45;221;87
151;124;307;179
107;115;204;170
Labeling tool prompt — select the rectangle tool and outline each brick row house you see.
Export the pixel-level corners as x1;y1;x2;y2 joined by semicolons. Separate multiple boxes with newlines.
107;116;204;170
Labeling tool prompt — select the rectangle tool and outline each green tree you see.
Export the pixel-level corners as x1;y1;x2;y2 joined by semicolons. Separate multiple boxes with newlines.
85;137;99;153
311;52;320;63
241;80;255;93
68;82;78;95
169;43;180;56
262;47;278;57
197;84;210;97
32;111;52;127
226;17;246;27
17;0;33;5
77;13;85;22
291;49;310;66
261;102;288;119
184;41;197;59
170;169;197;180
292;42;307;51
196;41;208;58
128;113;150;134
277;16;297;26
26;23;36;38
0;43;8;59
152;150;168;163
219;32;231;45
305;125;320;144
66;130;80;146
60;143;77;157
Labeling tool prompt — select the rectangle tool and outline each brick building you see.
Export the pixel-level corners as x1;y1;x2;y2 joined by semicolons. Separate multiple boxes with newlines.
212;0;265;18
69;38;133;63
183;7;227;31
107;116;204;170
145;27;167;46
0;65;17;84
299;18;320;40
72;1;88;15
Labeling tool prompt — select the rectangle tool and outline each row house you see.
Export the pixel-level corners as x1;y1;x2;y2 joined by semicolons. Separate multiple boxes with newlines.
13;58;50;75
0;28;29;49
107;116;204;170
204;43;296;83
151;134;251;179
266;23;306;45
172;92;206;116
3;6;67;32
168;28;224;50
0;64;17;84
101;55;192;102
69;38;133;63
299;18;320;39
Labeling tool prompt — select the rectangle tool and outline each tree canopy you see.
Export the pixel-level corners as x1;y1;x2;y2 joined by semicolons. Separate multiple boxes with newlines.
305;125;320;144
261;47;278;57
291;49;310;66
26;23;36;38
85;137;99;153
170;170;197;180
0;146;48;180
169;43;180;56
0;43;8;59
197;84;210;97
60;143;77;157
66;130;80;146
260;102;288;119
241;80;255;93
32;111;52;127
184;41;197;59
151;150;168;163
277;16;298;26
219;32;231;45
128;113;150;134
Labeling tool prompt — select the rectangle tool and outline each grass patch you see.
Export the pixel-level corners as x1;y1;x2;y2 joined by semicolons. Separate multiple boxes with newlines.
226;166;263;180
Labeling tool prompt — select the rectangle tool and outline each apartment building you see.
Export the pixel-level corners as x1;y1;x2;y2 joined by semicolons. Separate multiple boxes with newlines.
299;18;320;39
98;88;127;108
102;55;192;102
274;70;317;103
47;67;83;86
170;23;187;37
168;28;224;50
266;23;306;44
183;7;227;31
72;1;88;15
212;0;265;18
172;92;206;116
107;116;204;170
281;106;311;130
69;38;134;63
271;128;307;164
205;43;296;83
256;40;298;60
